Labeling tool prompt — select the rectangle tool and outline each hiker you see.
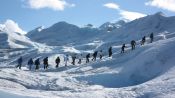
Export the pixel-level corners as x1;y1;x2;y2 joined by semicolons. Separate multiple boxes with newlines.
71;54;77;65
78;54;83;64
35;58;40;70
92;51;98;61
150;33;154;43
141;36;146;45
99;50;103;59
28;58;34;70
16;56;23;69
55;56;60;68
86;53;90;63
131;40;136;50
108;46;112;57
43;57;49;69
64;54;69;66
121;44;126;53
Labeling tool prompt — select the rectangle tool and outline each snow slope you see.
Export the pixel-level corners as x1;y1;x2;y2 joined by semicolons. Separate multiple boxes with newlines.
0;23;39;49
0;12;175;98
0;31;175;98
102;12;175;43
0;31;34;48
0;90;31;98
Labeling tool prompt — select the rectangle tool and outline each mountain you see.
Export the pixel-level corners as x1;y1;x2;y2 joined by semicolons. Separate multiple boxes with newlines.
0;26;35;48
0;25;50;49
27;21;104;46
0;20;42;49
27;12;175;46
99;20;126;32
0;33;9;48
101;12;175;43
27;26;44;37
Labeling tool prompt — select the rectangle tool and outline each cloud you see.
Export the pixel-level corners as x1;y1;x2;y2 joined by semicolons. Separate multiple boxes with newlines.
119;10;146;21
145;0;175;12
104;3;120;10
26;0;75;11
0;20;26;35
104;2;146;21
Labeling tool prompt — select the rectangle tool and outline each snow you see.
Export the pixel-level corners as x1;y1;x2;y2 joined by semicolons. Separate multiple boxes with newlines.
99;20;126;31
0;90;31;98
0;12;175;98
0;25;43;49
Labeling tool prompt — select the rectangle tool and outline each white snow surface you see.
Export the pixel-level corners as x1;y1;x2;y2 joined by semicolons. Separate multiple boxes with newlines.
0;12;175;98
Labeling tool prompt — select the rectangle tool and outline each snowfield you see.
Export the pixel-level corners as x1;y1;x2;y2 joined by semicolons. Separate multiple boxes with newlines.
0;12;175;98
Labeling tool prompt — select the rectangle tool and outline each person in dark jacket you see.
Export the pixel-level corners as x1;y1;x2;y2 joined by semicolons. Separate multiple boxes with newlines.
35;58;40;70
108;46;112;57
150;33;154;43
121;44;126;53
16;56;23;69
43;57;49;69
131;40;136;50
92;51;98;61
55;56;60;68
28;58;34;70
71;54;76;65
141;36;146;45
86;53;90;63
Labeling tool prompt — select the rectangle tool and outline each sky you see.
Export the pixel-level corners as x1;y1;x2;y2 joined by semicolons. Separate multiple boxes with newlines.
0;0;175;32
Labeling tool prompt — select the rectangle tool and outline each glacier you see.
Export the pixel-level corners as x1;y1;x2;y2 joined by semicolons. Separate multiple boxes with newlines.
0;12;175;98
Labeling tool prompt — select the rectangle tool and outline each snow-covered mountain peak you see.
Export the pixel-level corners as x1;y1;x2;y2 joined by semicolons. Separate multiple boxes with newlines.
83;24;94;28
114;20;126;24
0;31;31;48
154;11;166;17
51;21;78;29
100;12;175;43
27;21;103;46
37;26;45;32
100;20;126;32
114;20;126;27
0;25;36;48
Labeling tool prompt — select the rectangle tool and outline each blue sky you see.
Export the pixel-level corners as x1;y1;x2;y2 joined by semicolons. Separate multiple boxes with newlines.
0;0;175;32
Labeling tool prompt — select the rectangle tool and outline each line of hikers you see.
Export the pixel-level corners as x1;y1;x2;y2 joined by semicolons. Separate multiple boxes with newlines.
16;51;105;70
16;33;154;70
121;33;154;53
